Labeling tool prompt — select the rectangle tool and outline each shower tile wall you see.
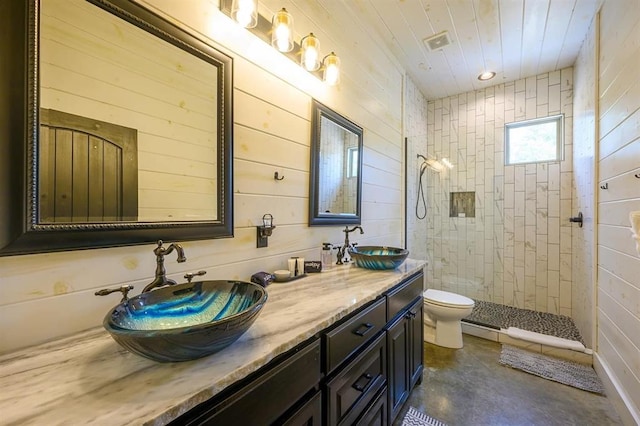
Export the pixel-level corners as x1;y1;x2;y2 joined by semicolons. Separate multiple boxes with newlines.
405;76;429;262
425;68;574;316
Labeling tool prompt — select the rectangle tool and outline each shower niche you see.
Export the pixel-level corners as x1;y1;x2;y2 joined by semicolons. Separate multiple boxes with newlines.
450;191;475;218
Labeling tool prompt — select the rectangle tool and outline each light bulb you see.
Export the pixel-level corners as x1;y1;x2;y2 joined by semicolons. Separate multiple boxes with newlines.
231;0;257;28
304;47;319;71
325;64;339;85
301;33;320;71
275;24;291;51
323;52;340;85
271;8;293;52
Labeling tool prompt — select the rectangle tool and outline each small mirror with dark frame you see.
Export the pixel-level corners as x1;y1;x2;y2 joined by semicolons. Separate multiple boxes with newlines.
309;100;363;226
0;0;233;256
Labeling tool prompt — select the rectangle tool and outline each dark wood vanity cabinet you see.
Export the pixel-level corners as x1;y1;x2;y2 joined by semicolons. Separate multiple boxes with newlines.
173;271;424;426
386;297;424;423
324;271;424;425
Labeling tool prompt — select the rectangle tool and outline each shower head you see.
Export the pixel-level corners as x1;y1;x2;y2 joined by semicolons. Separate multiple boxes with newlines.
424;159;444;172
418;156;443;172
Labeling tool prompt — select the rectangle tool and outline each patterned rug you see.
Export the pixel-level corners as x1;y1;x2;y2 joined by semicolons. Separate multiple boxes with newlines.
463;300;585;344
401;406;447;426
499;345;605;394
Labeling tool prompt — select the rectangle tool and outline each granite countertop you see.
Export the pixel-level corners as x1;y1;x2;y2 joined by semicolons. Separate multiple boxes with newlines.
0;259;425;426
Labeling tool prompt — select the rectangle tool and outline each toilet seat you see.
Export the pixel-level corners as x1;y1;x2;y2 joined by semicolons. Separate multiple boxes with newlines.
423;289;474;308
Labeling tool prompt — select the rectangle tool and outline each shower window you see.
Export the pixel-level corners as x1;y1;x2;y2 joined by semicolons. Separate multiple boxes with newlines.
346;147;358;178
505;114;563;165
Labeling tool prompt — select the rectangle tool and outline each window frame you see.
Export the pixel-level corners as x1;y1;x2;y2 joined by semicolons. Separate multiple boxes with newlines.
346;146;359;179
504;114;564;166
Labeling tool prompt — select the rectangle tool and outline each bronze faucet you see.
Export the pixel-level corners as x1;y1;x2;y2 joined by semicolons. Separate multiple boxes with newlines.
336;226;364;265
142;240;187;292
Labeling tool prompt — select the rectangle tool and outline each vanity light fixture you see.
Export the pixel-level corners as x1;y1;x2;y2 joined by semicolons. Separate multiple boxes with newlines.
323;52;340;86
219;0;340;85
478;71;496;81
271;8;294;52
300;33;321;71
231;0;258;28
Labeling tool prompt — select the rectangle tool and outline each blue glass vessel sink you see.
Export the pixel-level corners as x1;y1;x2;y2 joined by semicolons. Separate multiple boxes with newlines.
348;246;409;270
103;280;268;362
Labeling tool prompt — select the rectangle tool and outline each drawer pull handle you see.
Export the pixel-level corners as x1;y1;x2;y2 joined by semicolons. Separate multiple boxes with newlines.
353;323;374;337
352;373;373;392
405;310;417;319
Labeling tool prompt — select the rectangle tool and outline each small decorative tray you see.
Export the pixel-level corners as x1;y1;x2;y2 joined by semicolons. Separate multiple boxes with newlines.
273;273;307;283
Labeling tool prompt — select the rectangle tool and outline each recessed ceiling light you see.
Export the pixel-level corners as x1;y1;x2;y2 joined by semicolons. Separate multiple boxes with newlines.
478;71;496;81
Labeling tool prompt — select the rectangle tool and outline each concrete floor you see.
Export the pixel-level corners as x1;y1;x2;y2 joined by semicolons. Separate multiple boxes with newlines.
396;335;622;426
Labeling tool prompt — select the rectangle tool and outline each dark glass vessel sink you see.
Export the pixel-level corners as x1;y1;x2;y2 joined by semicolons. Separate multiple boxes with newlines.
348;246;409;270
103;280;268;362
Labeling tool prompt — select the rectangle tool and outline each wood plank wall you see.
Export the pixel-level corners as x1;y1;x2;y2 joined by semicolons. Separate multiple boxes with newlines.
594;0;640;423
0;0;405;353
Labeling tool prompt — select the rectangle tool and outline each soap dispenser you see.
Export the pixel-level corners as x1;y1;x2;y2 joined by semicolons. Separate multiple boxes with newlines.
321;243;333;269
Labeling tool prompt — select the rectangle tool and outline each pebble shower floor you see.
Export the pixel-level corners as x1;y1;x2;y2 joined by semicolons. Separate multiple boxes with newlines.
462;300;584;344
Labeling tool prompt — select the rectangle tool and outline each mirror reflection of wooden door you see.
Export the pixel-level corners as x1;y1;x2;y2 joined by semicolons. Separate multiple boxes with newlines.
39;109;138;223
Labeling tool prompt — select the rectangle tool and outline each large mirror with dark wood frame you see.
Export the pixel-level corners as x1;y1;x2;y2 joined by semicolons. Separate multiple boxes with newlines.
309;100;363;226
0;0;233;256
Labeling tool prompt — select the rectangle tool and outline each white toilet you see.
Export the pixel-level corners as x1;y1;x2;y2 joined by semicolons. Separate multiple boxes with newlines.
423;289;475;349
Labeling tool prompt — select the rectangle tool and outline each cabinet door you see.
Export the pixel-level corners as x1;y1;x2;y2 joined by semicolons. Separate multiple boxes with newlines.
355;388;387;426
386;314;410;423
282;390;322;426
408;298;424;388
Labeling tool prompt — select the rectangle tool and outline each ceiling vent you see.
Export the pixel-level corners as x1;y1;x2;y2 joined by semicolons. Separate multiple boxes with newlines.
423;31;451;51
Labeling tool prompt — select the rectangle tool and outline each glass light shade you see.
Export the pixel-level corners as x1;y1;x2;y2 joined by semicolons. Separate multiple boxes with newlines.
323;52;340;85
300;33;320;71
271;8;294;52
231;0;258;28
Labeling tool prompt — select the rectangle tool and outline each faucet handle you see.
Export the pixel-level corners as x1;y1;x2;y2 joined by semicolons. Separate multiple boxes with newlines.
95;285;134;302
184;270;207;283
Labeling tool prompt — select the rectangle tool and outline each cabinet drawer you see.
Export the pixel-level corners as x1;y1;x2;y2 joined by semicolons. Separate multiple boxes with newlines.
386;272;423;322
324;298;386;374
179;339;321;425
282;390;322;426
356;387;387;426
326;332;387;426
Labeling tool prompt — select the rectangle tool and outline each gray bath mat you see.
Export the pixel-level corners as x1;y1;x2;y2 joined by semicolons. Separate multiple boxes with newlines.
499;345;605;394
401;406;447;426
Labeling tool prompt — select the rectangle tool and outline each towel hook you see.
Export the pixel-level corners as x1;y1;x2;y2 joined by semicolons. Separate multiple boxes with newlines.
274;171;285;181
634;173;640;179
600;183;608;190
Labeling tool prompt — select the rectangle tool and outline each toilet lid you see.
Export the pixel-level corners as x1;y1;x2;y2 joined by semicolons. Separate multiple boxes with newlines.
423;289;474;307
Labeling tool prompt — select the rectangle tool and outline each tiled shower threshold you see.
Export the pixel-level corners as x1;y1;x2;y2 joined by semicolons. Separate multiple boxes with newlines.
460;300;593;365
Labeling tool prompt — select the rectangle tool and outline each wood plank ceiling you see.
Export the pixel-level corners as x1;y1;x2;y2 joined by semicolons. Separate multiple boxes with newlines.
337;0;602;100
